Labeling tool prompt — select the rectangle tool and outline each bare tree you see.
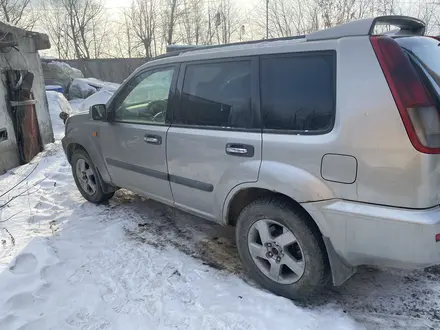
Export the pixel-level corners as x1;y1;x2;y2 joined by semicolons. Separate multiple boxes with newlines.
399;0;438;35
163;0;180;45
123;11;133;58
213;0;241;44
417;2;439;35
41;0;72;59
41;0;107;59
66;0;107;59
252;0;318;37
0;0;37;29
125;0;158;58
109;10;135;58
205;2;217;45
178;0;207;45
252;0;377;38
316;0;375;29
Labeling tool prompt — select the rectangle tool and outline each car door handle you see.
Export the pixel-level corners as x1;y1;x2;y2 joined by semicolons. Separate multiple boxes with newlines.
225;144;254;157
144;135;162;145
226;147;248;154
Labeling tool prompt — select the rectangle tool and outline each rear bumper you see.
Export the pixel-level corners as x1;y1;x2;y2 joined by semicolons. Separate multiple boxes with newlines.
302;200;440;269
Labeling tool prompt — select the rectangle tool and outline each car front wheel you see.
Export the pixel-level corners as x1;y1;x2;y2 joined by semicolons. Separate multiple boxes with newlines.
71;149;114;204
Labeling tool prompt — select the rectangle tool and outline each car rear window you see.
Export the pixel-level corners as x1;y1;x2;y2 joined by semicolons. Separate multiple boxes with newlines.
260;51;336;133
396;37;440;92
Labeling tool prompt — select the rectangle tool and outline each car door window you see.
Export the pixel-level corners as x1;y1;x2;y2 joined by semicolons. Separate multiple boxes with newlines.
114;67;174;124
176;61;253;129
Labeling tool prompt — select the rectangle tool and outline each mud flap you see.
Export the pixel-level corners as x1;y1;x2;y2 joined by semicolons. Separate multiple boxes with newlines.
323;236;357;286
94;166;117;194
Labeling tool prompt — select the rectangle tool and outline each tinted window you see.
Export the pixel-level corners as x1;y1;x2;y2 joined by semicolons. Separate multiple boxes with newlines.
113;67;174;124
177;61;253;128
261;53;335;132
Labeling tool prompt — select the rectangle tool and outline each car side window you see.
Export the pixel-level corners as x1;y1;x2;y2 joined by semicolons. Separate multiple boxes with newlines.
176;61;253;129
113;67;174;124
260;52;336;133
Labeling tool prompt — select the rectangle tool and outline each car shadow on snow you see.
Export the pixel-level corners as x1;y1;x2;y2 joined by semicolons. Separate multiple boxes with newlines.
111;190;440;329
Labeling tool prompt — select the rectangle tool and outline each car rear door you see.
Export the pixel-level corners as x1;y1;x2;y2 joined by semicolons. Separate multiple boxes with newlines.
166;57;262;221
100;65;178;204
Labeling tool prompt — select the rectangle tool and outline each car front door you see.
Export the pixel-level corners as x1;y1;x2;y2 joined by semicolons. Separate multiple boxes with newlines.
100;65;178;204
166;58;262;221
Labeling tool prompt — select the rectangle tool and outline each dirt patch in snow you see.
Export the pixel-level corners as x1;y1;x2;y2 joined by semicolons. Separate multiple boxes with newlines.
117;191;243;275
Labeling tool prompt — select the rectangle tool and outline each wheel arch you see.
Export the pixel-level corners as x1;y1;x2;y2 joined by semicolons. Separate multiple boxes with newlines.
66;142;87;164
224;185;356;287
224;185;330;237
66;141;116;194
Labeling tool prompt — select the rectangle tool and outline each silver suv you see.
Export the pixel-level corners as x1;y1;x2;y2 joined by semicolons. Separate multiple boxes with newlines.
62;15;440;299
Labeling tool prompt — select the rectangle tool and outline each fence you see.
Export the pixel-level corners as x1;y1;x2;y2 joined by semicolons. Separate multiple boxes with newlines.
63;58;149;83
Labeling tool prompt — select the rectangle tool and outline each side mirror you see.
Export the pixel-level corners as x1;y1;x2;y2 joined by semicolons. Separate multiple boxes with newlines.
59;111;69;124
91;104;107;121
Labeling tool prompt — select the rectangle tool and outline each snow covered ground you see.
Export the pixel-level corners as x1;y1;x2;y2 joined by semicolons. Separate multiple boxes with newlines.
0;93;439;329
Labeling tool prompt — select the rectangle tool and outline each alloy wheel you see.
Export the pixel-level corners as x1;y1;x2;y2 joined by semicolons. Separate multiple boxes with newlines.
75;158;97;196
247;219;305;284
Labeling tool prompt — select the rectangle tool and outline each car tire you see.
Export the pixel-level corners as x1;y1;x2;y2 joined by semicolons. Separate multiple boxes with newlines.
71;149;114;204
236;196;330;300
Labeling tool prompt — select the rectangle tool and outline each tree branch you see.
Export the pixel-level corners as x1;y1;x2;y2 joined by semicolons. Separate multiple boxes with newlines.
0;163;38;199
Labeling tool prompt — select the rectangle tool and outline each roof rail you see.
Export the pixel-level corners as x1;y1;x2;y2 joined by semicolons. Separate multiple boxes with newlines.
166;44;202;53
153;34;306;60
306;15;425;41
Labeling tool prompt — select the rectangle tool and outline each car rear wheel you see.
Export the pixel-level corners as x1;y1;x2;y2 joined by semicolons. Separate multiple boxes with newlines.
236;197;329;299
71;149;114;204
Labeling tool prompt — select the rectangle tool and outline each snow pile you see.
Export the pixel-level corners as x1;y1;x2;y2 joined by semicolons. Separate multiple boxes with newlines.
46;91;74;140
47;61;83;79
42;61;84;92
68;78;98;100
76;77;120;92
76;88;115;113
68;78;119;105
0;91;365;330
42;59;121;102
68;78;120;100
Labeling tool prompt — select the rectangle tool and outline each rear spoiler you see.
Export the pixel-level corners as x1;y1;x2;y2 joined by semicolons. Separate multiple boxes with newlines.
307;15;426;41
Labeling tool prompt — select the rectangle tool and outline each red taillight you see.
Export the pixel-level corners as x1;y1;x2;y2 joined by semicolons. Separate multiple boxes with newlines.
370;36;440;154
